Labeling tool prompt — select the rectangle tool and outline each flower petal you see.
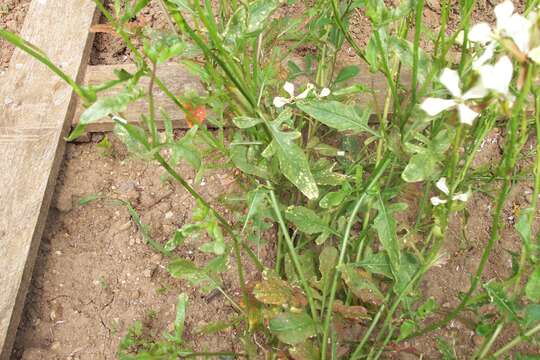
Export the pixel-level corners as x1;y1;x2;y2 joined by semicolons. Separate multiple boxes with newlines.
458;104;479;125
273;97;290;108
420;98;456;116
462;81;488;100
495;0;514;30
469;23;493;44
479;56;513;95
283;82;295;97
452;191;471;202
504;14;531;53
436;177;450;195
319;88;331;97
529;46;540;64
430;197;447;206
440;68;462;97
472;42;495;69
296;83;314;99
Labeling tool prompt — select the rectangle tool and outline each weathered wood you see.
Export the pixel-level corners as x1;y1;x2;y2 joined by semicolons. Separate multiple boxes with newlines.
73;62;407;131
0;1;98;358
73;63;202;132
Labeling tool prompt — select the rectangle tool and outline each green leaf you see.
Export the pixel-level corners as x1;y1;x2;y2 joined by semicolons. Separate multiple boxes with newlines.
395;252;419;294
167;258;220;294
355;252;393;279
297;100;377;137
230;143;271;179
524;304;540;328
335;65;360;83
68;89;143;141
311;160;348;186
232;116;263;129
224;0;279;44
268;312;318;345
284;206;335;235
164;223;203;252
319;246;338;279
526;267;540;302
319;188;350;209
398;320;416;341
373;194;401;278
516;208;534;256
174;294;188;342
267;109;319;199
242;188;268;232
401;152;437;183
484;282;519;321
418;297;438;319
78;193;104;206
389;37;430;83
331;84;368;97
402;129;452;183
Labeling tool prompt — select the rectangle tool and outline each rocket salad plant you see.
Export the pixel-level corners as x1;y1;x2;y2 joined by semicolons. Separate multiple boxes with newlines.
4;0;540;357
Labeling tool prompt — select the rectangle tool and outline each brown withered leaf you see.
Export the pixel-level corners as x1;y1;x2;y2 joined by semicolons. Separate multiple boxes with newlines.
253;272;307;309
340;265;384;306
332;300;370;321
289;339;320;360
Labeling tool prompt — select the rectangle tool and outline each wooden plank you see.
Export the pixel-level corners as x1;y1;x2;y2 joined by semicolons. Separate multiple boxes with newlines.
73;63;202;132
73;62;405;132
0;1;98;358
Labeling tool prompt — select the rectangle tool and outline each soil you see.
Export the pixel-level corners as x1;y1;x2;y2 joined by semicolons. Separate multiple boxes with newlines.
3;0;538;359
11;135;274;359
0;0;31;70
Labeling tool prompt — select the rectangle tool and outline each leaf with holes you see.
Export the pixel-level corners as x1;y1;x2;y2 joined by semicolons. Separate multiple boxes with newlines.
266;109;319;199
285;206;335;235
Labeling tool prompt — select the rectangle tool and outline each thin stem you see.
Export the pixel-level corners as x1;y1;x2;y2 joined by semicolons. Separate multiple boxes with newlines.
350;302;387;359
268;185;318;319
409;64;535;340
491;322;540;358
154;153;263;270
513;91;540;293
411;0;424;104
321;157;392;359
476;322;503;359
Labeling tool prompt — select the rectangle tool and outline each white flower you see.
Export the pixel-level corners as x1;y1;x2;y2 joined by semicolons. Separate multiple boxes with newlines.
469;1;540;64
430;177;471;206
273;82;315;108
420;68;487;125
477;56;513;95
319;87;331;98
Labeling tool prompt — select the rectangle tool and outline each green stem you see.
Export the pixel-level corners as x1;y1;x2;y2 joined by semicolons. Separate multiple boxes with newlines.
268;185;318;319
320;157;392;359
408;64;535;341
411;0;424;104
350;302;387;359
476;322;503;359
0;29;91;102
155;153;263;270
513;91;540;293
491;322;540;358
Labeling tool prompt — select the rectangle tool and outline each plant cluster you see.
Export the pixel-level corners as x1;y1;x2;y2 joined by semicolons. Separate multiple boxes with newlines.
4;0;540;358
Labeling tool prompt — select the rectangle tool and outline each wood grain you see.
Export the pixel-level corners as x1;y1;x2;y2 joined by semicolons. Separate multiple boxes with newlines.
0;1;98;358
73;62;409;131
73;63;202;132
